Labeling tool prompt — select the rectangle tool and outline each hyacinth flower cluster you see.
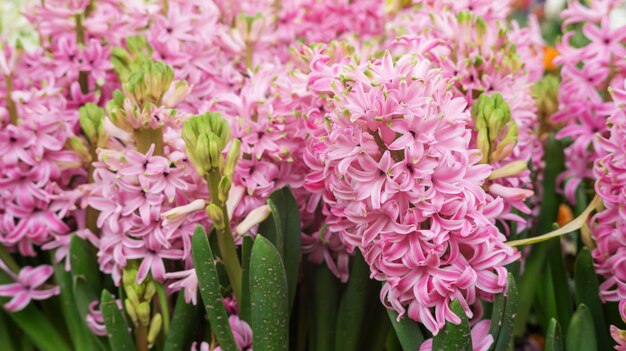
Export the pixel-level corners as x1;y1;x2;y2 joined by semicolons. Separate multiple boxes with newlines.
553;0;626;203
593;80;626;347
306;51;519;333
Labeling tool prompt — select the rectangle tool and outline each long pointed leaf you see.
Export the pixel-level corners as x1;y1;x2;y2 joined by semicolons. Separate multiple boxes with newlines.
257;200;283;255
574;248;609;350
566;304;597;351
335;251;372;351
489;292;505;341
164;292;198;351
278;187;302;311
191;226;238;351
100;290;135;351
493;274;518;351
0;310;17;351
545;318;563;351
432;300;472;351
250;235;289;351
70;235;101;293
547;236;573;329
387;310;424;351
53;262;104;351
240;235;254;323
313;264;338;351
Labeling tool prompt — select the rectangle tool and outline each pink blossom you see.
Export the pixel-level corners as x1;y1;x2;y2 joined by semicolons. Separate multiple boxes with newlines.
0;264;60;311
307;51;519;333
419;319;494;351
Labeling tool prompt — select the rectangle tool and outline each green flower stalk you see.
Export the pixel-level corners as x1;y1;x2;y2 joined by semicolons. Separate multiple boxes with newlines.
183;112;243;305
122;266;163;351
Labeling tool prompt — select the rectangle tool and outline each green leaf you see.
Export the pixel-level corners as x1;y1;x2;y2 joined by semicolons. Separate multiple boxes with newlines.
514;134;564;337
358;291;392;351
53;262;104;351
566;304;597;351
70;235;101;293
100;290;135;351
386;328;403;351
547;236;573;329
492;274;518;351
191;226;238;351
164;292;198;351
276;187;302;312
386;310;424;351
312;264;339;351
250;235;289;351
335;251;374;351
257;187;302;312
574;248;609;350
545;318;563;351
258;199;283;255
240;235;254;323
0;310;17;351
489;291;505;340
432;300;472;351
70;235;103;325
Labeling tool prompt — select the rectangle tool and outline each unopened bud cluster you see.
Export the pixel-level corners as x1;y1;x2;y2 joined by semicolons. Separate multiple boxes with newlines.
472;92;519;164
107;60;189;132
122;266;162;348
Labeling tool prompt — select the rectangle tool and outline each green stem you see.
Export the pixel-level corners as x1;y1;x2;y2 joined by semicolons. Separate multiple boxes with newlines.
155;283;170;334
135;325;148;351
507;195;601;247
86;145;101;235
0;245;20;273
133;128;164;156
5;75;19;125
74;14;89;95
244;44;253;70
206;171;242;305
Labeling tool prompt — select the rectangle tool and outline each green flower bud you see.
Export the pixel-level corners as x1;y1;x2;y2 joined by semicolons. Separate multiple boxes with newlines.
143;281;156;301
532;75;559;123
206;204;225;230
136;302;151;327
236;13;266;43
475;16;487;44
218;176;232;203
122;268;138;290
125;287;140;308
492;121;519;162
476;128;491;164
488;160;528;180
472;93;514;163
147;313;163;346
183;112;232;175
124;299;139;326
224;139;241;177
195;133;212;174
67;136;91;163
79;103;104;144
124;60;174;107
501;49;522;73
457;11;472;24
207;134;222;170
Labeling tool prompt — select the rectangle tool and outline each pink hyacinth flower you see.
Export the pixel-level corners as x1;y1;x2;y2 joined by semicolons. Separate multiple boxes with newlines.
0;264;60;311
